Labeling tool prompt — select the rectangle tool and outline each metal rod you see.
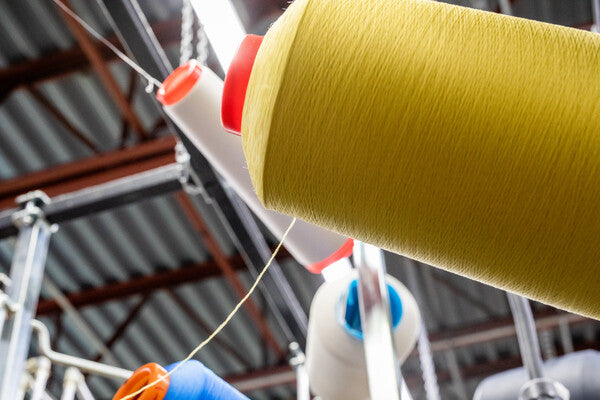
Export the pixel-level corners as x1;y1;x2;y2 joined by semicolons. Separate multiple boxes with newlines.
354;242;403;400
289;342;309;400
506;293;570;399
403;258;441;400
558;318;574;354
593;0;600;32
444;350;468;400
29;357;52;400
31;320;133;381
0;164;185;240
60;368;78;400
507;293;544;380
0;196;52;400
16;373;29;400
76;376;96;400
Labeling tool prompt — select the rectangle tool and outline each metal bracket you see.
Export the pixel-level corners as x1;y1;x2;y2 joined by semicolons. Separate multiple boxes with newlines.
289;342;309;400
12;191;50;229
0;274;11;289
175;141;212;202
519;378;570;400
0;293;19;315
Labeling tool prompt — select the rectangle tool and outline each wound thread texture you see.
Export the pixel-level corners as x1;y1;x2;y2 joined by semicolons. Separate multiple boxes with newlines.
242;0;600;319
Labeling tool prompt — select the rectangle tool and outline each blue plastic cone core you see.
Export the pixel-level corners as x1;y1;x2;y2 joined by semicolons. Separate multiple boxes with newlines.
342;279;403;340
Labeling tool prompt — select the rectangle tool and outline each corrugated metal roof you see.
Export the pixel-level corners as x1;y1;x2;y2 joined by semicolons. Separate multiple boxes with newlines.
0;0;599;399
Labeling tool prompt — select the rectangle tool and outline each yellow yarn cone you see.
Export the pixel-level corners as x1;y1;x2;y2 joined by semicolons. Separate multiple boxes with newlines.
241;0;600;318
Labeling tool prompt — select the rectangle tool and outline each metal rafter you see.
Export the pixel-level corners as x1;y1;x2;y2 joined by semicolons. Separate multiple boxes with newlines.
0;136;177;211
27;85;100;153
223;335;600;394
56;0;148;141
91;292;151;362
36;249;290;316
174;192;285;359
0;18;181;101
119;69;138;147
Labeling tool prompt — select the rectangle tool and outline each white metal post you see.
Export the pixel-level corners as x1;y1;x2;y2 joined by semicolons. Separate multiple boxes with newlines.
507;293;569;400
61;368;79;400
354;242;405;400
28;357;52;400
0;192;53;400
592;0;600;32
289;342;310;400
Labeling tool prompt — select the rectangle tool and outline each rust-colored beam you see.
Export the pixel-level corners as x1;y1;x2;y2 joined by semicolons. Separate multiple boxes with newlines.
226;364;296;393
175;192;285;359
223;339;600;393
422;308;588;354
119;69;138;147
57;0;147;140
28;85;100;153
92;293;151;362
36;249;290;316
0;18;181;100
0;136;176;210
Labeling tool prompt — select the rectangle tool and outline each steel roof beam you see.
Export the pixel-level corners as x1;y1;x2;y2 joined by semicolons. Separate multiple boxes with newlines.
0;18;181;101
35;249;290;316
0;136;177;211
57;0;148;141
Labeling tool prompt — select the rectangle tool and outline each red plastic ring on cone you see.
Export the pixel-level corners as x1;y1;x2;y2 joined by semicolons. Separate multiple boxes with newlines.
112;363;170;400
306;238;355;274
221;34;264;135
157;60;203;106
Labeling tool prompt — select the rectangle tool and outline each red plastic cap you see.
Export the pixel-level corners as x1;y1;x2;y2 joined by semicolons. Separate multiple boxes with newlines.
306;238;355;274
113;363;170;400
157;60;203;106
221;34;264;135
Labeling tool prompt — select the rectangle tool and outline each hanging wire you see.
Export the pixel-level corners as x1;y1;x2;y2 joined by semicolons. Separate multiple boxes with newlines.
180;0;209;66
196;23;209;66
180;0;195;65
51;0;161;91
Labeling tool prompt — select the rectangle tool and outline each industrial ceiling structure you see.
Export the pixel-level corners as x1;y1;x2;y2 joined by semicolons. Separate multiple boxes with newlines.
0;1;599;399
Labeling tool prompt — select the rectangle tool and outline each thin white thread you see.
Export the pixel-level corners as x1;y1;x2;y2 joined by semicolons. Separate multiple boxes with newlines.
51;0;162;90
118;218;297;400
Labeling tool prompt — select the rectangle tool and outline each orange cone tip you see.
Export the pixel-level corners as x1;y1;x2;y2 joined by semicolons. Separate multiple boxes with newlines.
157;61;203;106
307;238;355;274
113;363;170;400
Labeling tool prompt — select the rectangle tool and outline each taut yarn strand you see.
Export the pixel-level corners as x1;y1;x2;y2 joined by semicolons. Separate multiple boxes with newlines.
242;0;600;318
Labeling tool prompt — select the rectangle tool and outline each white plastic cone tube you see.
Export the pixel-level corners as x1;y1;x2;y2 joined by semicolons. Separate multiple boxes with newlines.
305;271;421;400
157;62;352;270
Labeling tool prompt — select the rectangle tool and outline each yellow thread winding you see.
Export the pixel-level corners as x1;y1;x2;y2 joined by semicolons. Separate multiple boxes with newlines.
118;218;297;400
243;0;600;318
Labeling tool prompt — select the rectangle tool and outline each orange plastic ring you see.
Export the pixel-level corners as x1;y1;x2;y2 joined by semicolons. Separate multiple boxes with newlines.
112;363;170;400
